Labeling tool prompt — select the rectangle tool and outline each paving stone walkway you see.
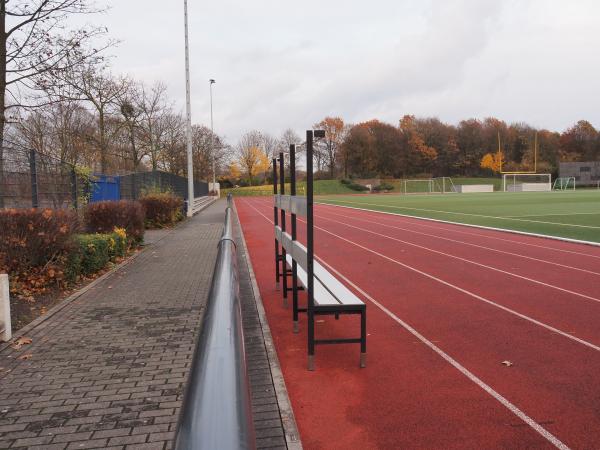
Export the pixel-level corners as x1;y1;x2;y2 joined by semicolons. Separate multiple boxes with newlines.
0;200;289;450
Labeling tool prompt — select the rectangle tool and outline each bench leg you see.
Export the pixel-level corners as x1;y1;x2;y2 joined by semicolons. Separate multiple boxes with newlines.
275;238;280;286
282;249;288;308
308;310;315;371
360;308;367;368
292;261;299;333
334;312;339;320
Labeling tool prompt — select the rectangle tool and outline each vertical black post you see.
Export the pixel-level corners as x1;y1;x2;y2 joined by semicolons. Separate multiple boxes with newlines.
279;152;288;307
306;131;315;370
290;144;299;333
70;166;78;210
29;149;39;208
273;158;280;285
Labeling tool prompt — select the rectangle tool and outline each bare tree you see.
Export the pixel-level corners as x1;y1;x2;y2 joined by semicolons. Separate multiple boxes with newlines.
138;82;170;170
117;80;146;170
59;64;130;172
237;130;268;185
0;0;111;205
278;128;302;167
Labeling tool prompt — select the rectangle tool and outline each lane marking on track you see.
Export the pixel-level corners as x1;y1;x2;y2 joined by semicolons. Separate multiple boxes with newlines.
248;198;600;352
320;198;600;229
317;208;600;277
313;213;600;305
316;201;600;259
240;198;571;450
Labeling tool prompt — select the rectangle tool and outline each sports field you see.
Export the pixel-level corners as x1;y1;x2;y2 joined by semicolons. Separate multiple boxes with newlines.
236;195;600;449
318;190;600;243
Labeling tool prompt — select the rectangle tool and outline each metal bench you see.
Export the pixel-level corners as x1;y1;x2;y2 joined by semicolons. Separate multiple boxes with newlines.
273;134;367;370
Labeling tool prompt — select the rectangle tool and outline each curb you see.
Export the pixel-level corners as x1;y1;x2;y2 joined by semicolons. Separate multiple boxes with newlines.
318;201;600;248
232;199;303;450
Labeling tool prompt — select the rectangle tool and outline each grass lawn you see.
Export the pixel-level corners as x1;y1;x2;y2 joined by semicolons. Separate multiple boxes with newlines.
222;179;358;197
317;190;600;243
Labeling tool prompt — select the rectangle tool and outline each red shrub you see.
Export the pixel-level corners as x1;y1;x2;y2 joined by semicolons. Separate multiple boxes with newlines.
84;200;145;243
139;193;183;228
0;208;78;274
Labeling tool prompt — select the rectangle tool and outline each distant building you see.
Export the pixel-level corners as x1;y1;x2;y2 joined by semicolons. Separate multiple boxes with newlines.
559;161;600;185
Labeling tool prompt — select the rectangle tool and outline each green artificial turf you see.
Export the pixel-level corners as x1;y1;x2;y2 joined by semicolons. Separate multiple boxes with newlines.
317;190;600;243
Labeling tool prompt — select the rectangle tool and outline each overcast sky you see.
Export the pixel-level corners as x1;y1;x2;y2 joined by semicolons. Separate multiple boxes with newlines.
92;0;600;143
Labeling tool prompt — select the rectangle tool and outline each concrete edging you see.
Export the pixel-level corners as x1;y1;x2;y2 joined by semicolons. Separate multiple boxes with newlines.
318;201;600;248
232;200;303;450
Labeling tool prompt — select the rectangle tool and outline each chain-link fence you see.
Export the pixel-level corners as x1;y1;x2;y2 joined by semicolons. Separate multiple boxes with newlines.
0;147;80;209
119;171;208;201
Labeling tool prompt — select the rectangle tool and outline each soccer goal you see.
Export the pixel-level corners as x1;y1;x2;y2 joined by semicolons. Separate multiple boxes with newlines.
503;173;552;192
553;177;576;191
401;177;455;194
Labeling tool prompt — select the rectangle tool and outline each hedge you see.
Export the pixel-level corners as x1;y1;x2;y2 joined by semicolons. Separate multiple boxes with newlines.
84;200;145;243
139;193;184;228
65;231;128;280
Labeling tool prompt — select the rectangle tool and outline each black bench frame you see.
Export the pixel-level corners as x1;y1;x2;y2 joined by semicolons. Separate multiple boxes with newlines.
274;130;367;370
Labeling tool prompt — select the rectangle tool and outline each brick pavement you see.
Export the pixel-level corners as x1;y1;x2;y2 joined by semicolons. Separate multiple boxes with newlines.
0;200;292;449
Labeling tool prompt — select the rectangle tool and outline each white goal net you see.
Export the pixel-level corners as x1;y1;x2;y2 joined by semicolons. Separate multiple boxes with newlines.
503;174;551;192
553;177;576;191
401;177;455;194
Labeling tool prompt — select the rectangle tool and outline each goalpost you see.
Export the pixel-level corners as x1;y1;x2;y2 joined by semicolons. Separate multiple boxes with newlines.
401;177;455;194
553;177;576;191
503;173;551;192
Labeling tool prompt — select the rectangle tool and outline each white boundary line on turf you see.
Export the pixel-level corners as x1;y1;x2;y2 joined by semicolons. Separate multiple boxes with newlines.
319;199;600;229
318;208;600;277
317;201;600;248
241;198;570;450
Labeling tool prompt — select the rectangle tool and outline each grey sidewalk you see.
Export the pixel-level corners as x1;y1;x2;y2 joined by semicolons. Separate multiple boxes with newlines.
0;200;288;450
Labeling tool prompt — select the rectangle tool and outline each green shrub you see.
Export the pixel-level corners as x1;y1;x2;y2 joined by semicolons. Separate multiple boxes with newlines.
139;193;184;228
84;200;145;243
340;179;369;191
373;182;394;192
65;232;127;280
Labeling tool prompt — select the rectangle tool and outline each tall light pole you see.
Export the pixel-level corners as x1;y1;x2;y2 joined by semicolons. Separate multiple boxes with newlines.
209;79;216;194
183;0;194;217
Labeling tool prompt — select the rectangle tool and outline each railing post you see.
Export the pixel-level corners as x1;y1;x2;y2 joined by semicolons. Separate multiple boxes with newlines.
29;149;39;208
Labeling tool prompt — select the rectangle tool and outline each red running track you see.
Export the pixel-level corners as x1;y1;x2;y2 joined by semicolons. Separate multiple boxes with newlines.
236;197;600;450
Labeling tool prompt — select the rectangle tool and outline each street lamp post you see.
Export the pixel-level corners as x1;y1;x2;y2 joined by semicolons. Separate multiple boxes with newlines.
209;79;216;194
183;0;194;217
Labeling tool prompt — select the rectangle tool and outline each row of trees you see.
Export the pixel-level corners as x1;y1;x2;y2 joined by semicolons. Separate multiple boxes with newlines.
228;117;600;184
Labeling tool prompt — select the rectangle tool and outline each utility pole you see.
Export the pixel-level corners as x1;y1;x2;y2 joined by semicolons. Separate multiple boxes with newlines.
209;79;216;194
184;0;194;216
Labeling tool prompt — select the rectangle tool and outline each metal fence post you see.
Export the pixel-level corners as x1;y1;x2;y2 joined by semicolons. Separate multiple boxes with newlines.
70;167;78;209
29;149;38;208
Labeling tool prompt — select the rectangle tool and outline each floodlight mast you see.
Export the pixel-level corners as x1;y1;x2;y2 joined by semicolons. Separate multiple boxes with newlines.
184;0;194;217
209;79;216;193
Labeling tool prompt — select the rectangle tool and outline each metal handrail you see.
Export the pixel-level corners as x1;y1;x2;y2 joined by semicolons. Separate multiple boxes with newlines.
174;195;256;450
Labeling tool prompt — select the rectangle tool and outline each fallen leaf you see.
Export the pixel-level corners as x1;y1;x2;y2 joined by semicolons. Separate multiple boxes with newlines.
11;337;32;350
18;353;33;360
501;360;513;367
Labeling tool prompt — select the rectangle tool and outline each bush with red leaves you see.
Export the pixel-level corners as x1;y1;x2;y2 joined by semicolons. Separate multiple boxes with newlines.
84;200;145;244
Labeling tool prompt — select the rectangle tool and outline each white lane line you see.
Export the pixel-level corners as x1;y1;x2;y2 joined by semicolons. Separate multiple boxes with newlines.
247;198;600;352
313;213;600;306
320;198;600;229
505;212;600;218
241;198;571;450
317;208;600;277
316;201;600;258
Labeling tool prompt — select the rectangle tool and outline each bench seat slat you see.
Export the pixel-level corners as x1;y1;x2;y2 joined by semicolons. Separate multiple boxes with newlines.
285;254;364;307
